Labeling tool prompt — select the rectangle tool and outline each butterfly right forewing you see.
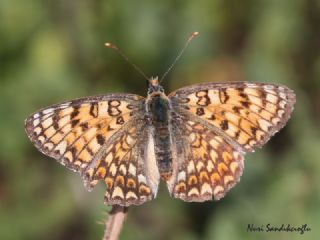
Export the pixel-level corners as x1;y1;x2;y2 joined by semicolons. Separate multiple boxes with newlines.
25;94;143;172
169;82;296;153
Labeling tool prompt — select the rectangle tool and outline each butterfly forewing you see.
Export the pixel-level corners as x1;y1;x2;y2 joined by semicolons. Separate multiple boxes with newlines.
169;82;296;153
25;93;159;206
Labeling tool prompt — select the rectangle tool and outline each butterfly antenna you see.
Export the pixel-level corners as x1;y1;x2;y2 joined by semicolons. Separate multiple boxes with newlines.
159;31;199;83
105;42;149;81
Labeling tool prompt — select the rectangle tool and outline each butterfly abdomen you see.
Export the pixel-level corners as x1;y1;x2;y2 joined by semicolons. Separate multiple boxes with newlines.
147;93;173;180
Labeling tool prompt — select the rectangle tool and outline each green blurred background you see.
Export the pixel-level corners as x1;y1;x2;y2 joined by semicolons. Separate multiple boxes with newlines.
1;0;320;239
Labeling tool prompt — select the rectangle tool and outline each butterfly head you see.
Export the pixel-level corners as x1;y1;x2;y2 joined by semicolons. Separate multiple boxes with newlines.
147;77;164;94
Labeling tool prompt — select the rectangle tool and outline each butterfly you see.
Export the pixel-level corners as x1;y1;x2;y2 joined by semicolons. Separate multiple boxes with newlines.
25;78;295;206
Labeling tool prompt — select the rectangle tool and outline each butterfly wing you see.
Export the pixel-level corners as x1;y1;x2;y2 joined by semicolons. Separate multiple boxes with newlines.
169;82;295;152
167;82;295;201
167;117;244;201
25;94;160;206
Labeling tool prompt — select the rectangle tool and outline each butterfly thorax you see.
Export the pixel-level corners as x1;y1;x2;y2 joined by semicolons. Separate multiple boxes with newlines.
146;78;173;180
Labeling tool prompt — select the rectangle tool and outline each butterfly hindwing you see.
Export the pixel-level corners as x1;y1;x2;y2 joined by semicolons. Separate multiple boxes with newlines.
25;94;159;206
167;116;244;201
83;121;160;206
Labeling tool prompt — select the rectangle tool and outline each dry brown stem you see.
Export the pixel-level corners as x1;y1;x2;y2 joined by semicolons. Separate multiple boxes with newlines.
102;205;128;240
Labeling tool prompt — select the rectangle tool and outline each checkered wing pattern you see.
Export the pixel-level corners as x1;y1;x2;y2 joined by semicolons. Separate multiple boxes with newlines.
169;82;295;152
167;82;295;201
25;94;159;206
167;117;244;201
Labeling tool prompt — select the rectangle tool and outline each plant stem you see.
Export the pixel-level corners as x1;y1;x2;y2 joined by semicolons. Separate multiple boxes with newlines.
103;205;128;240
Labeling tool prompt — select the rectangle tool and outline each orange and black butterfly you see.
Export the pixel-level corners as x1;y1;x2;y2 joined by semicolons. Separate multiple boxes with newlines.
25;78;295;206
25;32;295;206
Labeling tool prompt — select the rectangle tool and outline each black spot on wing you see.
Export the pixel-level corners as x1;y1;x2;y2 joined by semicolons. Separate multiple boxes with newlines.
80;122;89;131
70;106;80;119
89;103;98;117
196;108;205;116
116;116;125;125
97;134;105;145
232;106;242;114
220;120;229;130
241;101;250;108
71;119;80;127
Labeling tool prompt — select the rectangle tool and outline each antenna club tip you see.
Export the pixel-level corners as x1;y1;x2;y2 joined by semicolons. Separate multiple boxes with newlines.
104;42;118;49
192;31;199;36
